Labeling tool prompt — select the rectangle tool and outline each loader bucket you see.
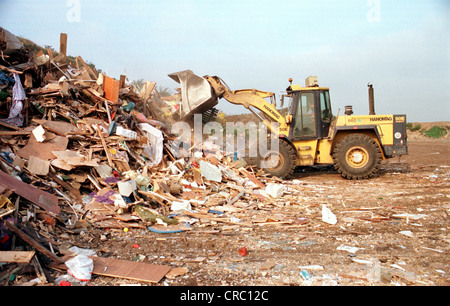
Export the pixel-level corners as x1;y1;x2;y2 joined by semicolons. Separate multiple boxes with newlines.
168;70;218;120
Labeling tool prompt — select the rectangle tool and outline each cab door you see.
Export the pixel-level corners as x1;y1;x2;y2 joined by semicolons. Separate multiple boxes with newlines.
289;91;318;166
290;91;317;139
319;90;332;138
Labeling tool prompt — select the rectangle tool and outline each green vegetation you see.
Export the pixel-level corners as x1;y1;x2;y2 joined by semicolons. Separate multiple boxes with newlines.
407;122;449;139
18;36;101;73
406;122;421;131
423;126;448;139
131;79;174;97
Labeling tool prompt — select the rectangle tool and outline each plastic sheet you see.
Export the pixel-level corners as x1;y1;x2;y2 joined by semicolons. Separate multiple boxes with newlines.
139;123;164;166
65;254;94;282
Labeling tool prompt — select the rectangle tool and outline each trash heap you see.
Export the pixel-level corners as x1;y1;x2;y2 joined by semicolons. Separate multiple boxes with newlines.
0;30;290;285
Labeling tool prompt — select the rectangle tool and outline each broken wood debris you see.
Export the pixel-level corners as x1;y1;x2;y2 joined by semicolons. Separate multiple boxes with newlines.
0;29;294;284
1;28;439;287
0;27;300;283
4;220;64;264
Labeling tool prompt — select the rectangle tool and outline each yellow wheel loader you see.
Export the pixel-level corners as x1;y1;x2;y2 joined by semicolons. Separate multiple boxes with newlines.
169;70;408;180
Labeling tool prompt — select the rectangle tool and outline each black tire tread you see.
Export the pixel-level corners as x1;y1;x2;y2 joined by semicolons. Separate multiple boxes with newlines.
262;140;297;179
333;134;382;180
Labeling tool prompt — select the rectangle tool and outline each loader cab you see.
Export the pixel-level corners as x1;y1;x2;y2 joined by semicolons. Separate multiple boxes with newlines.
285;84;333;140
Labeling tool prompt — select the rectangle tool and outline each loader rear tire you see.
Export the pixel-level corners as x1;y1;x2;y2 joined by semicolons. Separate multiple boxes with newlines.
260;140;297;179
333;134;382;180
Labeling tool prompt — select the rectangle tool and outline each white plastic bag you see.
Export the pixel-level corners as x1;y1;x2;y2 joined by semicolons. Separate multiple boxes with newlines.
139;123;164;166
321;204;337;225
199;160;222;182
265;183;285;198
171;200;192;212
65;254;94;282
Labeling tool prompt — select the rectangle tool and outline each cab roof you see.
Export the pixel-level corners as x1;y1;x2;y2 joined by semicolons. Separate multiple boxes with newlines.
286;85;329;92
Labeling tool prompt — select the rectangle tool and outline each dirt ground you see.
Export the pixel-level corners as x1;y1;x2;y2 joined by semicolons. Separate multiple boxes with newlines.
61;133;448;287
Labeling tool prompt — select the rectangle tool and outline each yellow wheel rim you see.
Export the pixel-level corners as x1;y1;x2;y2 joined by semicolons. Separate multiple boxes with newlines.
346;146;369;168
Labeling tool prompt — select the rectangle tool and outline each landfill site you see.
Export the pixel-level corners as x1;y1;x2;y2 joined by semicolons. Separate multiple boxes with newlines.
0;29;449;287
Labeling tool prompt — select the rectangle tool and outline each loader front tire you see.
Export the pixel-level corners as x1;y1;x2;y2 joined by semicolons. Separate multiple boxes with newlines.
260;139;297;179
333;134;382;180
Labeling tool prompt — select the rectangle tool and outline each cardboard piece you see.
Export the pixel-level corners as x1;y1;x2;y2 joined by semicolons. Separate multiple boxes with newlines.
17;135;69;161
27;156;50;176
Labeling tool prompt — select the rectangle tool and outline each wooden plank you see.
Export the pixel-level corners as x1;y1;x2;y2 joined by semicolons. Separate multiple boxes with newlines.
52;256;171;283
0;131;31;136
90;256;171;283
103;75;120;103
0;251;35;263
119;75;126;88
0;170;60;214
96;126;114;168
59;33;67;59
0;120;19;131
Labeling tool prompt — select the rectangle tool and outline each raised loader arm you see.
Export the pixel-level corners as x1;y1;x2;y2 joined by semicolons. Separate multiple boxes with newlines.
168;70;289;133
203;75;288;132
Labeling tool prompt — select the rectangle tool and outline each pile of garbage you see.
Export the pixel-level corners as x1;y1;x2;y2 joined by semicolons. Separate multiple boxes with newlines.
0;30;289;285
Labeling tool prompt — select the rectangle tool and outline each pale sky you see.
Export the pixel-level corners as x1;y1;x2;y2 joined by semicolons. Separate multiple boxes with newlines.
1;0;449;122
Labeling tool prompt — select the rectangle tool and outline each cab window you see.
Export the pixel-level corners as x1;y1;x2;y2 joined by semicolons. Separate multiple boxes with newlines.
293;92;316;138
320;91;332;122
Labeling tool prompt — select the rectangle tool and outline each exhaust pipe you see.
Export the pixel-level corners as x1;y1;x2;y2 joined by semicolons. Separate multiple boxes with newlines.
368;83;375;115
